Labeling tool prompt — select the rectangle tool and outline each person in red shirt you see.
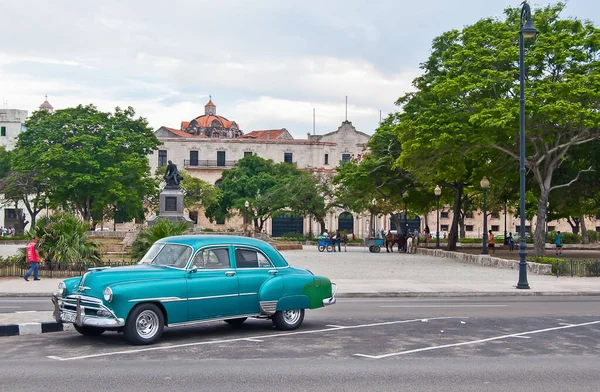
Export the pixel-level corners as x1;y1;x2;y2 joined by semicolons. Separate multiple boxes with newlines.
24;236;41;281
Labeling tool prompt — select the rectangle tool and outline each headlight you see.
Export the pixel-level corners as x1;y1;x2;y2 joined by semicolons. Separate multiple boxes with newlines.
57;282;66;297
103;287;113;303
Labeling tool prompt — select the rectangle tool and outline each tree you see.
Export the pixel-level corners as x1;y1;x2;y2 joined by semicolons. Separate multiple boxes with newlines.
14;105;160;226
206;155;309;233
29;212;102;270
131;219;191;260
395;3;600;255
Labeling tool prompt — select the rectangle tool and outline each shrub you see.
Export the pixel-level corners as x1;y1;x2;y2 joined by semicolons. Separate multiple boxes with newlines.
131;219;190;260
280;232;305;241
202;228;215;232
547;231;581;244
458;238;481;244
586;230;598;243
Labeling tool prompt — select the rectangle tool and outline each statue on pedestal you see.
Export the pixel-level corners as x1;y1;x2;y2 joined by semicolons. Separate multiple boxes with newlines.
163;160;183;189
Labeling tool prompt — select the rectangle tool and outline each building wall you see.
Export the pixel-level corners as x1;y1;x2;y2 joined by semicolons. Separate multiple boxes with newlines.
0;109;27;151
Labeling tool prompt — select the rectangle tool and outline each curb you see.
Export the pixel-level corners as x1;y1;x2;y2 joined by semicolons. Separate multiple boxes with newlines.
0;321;73;337
2;290;600;299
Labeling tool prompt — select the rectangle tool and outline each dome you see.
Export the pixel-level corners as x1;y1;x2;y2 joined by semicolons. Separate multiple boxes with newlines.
39;98;54;112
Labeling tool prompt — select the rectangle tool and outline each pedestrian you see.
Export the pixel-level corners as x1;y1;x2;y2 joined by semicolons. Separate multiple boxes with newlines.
24;236;41;281
555;231;563;256
333;230;341;252
424;225;430;247
508;234;515;252
488;230;495;254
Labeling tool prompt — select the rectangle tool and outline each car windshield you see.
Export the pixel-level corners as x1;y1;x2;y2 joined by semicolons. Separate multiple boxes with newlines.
139;243;192;268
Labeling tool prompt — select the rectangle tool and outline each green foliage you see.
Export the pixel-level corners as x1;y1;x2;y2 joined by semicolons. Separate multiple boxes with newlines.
547;231;582;244
131;219;190;260
29;212;102;268
15;105;160;224
587;230;598;243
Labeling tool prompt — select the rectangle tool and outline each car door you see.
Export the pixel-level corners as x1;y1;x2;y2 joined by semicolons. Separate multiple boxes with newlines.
233;246;277;315
186;246;239;320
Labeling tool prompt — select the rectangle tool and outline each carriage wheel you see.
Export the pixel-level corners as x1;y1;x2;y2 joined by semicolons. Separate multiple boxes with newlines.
373;245;381;253
369;245;375;253
318;245;325;252
326;245;334;252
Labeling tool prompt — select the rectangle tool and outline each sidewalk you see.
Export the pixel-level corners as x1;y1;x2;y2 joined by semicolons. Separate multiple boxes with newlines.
1;247;599;336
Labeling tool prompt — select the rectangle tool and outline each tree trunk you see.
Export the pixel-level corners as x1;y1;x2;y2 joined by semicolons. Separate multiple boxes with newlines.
459;213;465;239
566;217;580;234
446;182;463;251
533;191;550;257
581;215;589;244
318;219;326;235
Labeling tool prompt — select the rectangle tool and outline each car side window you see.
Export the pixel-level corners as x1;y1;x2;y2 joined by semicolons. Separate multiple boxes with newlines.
192;248;230;269
235;248;273;269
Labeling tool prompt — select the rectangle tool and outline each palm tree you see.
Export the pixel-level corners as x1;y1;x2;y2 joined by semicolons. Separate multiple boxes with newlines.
131;219;190;260
30;212;102;270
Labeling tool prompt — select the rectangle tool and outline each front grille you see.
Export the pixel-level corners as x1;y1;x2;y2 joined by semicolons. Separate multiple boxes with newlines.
61;295;105;316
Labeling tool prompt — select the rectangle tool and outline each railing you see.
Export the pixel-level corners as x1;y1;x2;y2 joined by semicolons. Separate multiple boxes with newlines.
0;261;138;278
183;159;238;168
554;259;600;277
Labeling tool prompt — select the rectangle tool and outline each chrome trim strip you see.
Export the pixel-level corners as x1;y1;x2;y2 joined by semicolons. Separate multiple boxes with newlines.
54;293;124;328
168;314;260;327
128;297;186;303
322;282;337;307
239;292;257;296
188;294;238;301
260;300;278;315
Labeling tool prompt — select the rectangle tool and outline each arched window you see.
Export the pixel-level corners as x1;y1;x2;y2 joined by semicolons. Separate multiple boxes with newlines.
215;179;222;188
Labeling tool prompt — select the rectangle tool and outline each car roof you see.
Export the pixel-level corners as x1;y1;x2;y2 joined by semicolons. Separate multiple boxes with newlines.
157;235;270;248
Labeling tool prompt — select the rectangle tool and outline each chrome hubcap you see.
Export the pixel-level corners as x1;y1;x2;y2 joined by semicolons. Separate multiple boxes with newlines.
136;310;159;339
282;310;301;324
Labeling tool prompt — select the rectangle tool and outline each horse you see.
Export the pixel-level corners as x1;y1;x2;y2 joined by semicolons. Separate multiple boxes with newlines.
385;232;406;253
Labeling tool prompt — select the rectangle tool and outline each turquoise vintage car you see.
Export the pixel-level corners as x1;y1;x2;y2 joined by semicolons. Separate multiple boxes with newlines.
52;235;337;345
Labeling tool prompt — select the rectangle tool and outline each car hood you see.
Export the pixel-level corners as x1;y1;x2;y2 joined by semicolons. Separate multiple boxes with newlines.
75;264;183;295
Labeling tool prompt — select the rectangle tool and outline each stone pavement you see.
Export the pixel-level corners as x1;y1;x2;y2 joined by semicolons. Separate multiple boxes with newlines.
1;246;599;333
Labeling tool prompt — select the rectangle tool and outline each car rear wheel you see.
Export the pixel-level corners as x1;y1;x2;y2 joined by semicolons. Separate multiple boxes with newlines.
272;309;305;331
224;317;248;326
73;325;106;336
124;303;164;345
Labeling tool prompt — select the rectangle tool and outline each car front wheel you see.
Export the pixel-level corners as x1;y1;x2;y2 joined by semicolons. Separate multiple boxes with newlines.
272;309;305;331
124;303;165;345
73;325;106;336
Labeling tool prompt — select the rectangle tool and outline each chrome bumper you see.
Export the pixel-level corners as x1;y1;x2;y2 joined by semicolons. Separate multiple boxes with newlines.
52;293;125;328
323;282;337;306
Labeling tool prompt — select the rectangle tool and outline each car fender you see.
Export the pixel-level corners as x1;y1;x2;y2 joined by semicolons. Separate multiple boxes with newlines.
107;279;188;324
259;275;332;311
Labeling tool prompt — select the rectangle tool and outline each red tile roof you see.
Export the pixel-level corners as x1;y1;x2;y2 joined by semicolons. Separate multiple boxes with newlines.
205;100;216;107
181;121;190;129
163;127;208;138
241;129;286;139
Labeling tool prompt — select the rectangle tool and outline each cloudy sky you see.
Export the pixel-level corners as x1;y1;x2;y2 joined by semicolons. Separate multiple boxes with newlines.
1;1;598;138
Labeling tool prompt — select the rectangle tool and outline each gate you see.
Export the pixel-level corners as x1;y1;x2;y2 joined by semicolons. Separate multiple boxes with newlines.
271;214;304;237
338;212;354;233
390;213;421;235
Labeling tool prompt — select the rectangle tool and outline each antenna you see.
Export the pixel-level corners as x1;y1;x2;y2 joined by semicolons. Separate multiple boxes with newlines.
379;110;382;125
313;108;315;135
345;96;348;121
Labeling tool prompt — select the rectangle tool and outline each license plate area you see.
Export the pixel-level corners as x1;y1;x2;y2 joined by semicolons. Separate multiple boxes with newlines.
61;312;77;323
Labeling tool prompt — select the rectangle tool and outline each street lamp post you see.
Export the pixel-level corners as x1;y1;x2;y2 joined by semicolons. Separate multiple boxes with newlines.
504;200;508;245
402;192;409;236
517;0;536;289
481;177;490;255
371;198;376;237
434;186;442;249
244;200;250;236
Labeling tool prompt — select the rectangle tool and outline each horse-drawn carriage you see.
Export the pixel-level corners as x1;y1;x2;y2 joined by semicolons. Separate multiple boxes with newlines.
317;235;335;252
365;237;385;253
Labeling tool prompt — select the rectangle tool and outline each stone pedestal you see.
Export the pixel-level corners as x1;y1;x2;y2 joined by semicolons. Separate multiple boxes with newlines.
147;188;194;227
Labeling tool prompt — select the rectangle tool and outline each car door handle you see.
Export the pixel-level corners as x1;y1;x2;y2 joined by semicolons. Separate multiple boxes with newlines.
268;270;278;275
225;271;236;277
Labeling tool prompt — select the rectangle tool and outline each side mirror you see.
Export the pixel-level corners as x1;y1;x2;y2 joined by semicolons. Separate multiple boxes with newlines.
189;266;198;274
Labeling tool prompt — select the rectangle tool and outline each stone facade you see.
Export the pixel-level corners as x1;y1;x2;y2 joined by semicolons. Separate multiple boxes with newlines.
0;109;28;151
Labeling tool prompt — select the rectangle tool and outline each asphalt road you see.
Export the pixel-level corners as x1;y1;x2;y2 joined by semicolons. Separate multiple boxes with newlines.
1;297;599;391
0;297;52;313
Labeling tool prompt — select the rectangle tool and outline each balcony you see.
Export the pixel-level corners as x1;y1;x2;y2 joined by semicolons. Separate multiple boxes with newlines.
184;159;238;169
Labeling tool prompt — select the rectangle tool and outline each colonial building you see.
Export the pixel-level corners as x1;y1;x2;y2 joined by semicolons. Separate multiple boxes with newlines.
150;99;371;236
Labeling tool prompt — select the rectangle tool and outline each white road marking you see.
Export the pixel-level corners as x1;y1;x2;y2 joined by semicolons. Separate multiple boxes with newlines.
559;323;575;326
47;316;466;361
244;338;264;342
381;305;508;308
509;336;531;339
354;320;600;359
15;311;37;313
0;307;20;309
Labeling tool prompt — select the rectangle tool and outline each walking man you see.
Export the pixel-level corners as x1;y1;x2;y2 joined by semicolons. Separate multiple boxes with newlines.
488;230;495;254
24;236;41;281
555;231;563;256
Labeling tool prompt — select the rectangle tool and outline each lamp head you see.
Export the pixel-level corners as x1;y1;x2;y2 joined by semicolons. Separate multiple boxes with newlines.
434;185;442;196
244;200;249;208
480;176;490;190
